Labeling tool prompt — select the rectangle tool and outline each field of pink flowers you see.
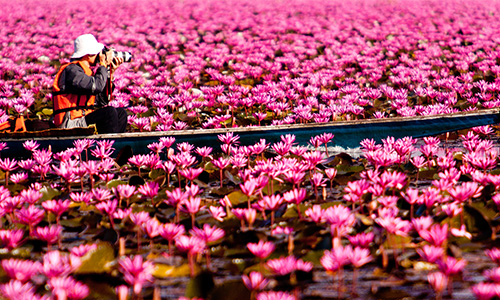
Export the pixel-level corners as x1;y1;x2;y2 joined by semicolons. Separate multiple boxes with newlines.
2;0;500;299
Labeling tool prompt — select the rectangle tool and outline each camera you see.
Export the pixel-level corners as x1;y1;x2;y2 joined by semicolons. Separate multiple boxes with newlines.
101;46;132;62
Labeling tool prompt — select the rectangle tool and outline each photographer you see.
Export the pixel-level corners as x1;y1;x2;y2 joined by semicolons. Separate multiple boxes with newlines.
52;34;128;133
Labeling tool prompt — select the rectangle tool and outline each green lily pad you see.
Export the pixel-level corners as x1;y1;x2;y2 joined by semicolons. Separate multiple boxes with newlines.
149;168;165;180
226;190;249;206
106;179;127;189
81;280;117;300
59;216;83;228
208;280;251;300
384;234;411;250
75;242;115;274
469;202;497;220
301;249;325;266
282;205;299;219
335;164;364;175
210;186;235;196
153;263;193;278
465;203;493;239
185;271;215;298
40;108;53;116
39;186;62;201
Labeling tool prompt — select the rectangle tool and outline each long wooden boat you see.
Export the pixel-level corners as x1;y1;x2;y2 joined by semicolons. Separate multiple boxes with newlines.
1;108;499;158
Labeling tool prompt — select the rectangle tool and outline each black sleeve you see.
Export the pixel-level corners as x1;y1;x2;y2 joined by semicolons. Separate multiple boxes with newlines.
61;64;109;95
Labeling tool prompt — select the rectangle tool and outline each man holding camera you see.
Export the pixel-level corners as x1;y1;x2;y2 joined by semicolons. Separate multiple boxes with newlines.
52;34;128;133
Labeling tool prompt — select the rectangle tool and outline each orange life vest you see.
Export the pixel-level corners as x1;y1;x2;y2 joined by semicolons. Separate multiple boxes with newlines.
52;61;96;127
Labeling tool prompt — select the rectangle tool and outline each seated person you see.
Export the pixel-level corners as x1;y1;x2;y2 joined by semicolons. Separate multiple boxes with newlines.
52;34;127;133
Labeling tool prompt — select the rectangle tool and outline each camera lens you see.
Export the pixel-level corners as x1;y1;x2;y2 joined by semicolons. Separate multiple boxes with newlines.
114;51;132;62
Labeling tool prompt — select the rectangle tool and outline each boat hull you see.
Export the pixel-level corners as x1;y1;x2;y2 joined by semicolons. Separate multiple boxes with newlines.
2;109;499;157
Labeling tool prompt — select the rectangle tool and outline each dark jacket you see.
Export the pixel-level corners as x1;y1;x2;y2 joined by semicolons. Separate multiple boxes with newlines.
57;63;110;108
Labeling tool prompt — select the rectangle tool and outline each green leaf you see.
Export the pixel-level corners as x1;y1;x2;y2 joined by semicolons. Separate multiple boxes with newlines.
153;263;193;278
336;165;364;175
384;234;411;250
357;213;374;226
39;186;62;201
464;203;493;239
149;168;165;180
106;179;127;189
41;108;53;116
282;205;298;219
75;242;115;274
59;216;83;228
226;190;249;206
468;202;496;220
204;161;217;172
208;280;251;300
185;271;215;298
262;179;287;195
210;186;234;196
82;280;117;300
301;249;325;266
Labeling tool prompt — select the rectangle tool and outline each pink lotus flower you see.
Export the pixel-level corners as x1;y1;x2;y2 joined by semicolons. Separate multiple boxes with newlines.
15;205;44;234
247;240;275;259
70;244;98;257
49;276;90;300
471;282;500;300
484;267;500;283
179;167;204;182
320;246;350;273
69;191;92;204
190;223;224;244
417;244;445;263
42;251;81;278
130;211;150;228
348;246;372;268
418;223;449;247
485;248;500;265
42;199;71;226
208;206;226;222
180;196;204;228
0;280;38;300
116;184;136;201
242;271;268;291
0;229;25;250
266;256;298;276
347;232;374;248
450;224;472;239
428;272;448;299
175;235;206;255
1;259;41;282
304;205;323;223
10;172;28;184
256;291;295;300
437;256;467;276
34;225;62;249
23;140;39;152
0;158;17;185
138;181;159;200
240;177;260;198
19;188;42;205
89;187;112;203
175;235;206;276
118;255;155;295
142;218;162;240
161;223;185;254
194;146;213;158
232;208;257;229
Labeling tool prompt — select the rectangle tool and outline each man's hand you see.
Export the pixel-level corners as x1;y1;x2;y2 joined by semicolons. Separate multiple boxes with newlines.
98;49;114;68
110;56;124;72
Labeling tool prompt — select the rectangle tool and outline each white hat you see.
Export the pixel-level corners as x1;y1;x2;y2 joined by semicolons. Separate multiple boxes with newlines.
70;34;104;59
